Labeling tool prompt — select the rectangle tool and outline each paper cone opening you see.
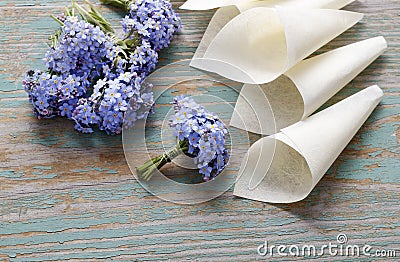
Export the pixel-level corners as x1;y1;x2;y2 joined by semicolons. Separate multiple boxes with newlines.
234;135;313;203
230;76;304;134
230;37;387;134
234;85;383;203
190;6;241;69
195;7;363;84
281;85;383;186
198;7;286;84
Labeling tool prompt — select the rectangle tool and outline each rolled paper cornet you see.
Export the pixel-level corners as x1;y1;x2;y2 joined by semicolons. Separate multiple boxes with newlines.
230;37;388;135
180;0;246;10
189;0;356;75
180;0;355;10
233;85;384;203
191;7;363;84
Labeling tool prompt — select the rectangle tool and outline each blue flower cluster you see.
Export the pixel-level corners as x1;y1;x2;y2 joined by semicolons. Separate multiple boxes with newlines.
122;0;182;51
23;0;181;135
73;71;153;134
45;16;114;79
169;96;229;181
23;16;115;120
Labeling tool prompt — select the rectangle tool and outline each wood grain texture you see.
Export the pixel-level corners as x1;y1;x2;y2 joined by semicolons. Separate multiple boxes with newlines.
0;0;399;261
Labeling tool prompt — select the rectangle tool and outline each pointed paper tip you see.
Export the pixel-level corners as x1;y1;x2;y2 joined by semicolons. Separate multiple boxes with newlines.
356;11;364;21
328;0;356;9
340;10;364;24
366;85;384;100
376;36;388;48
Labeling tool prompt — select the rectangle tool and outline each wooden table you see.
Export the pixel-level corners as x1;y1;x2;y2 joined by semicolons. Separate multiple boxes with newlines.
0;0;399;261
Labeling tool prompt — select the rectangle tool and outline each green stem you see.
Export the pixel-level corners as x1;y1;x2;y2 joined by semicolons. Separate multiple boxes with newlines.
73;0;114;34
49;0;116;47
51;0;140;54
50;15;65;26
136;140;189;181
98;0;140;52
100;0;132;11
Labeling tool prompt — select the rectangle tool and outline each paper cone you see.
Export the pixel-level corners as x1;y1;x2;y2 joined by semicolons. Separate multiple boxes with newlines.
191;7;363;84
190;6;241;68
233;85;383;203
180;0;245;10
190;0;356;87
180;0;355;10
237;0;355;11
230;37;387;134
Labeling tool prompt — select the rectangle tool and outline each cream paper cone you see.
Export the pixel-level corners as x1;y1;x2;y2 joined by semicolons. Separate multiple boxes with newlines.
188;0;355;75
230;37;387;135
191;7;363;84
180;0;246;10
233;85;384;203
189;0;356;93
236;0;355;11
180;0;355;10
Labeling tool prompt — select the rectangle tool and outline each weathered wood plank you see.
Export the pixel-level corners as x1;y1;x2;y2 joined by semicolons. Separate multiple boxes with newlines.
0;0;399;261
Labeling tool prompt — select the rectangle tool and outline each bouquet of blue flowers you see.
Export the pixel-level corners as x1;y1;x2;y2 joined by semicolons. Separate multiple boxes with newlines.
23;0;181;134
136;96;229;181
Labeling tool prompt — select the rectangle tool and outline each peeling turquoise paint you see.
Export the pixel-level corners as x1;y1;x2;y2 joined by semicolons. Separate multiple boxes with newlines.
0;170;24;178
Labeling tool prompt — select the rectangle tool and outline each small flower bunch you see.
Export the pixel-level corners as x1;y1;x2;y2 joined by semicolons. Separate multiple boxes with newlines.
23;0;181;134
136;96;229;181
